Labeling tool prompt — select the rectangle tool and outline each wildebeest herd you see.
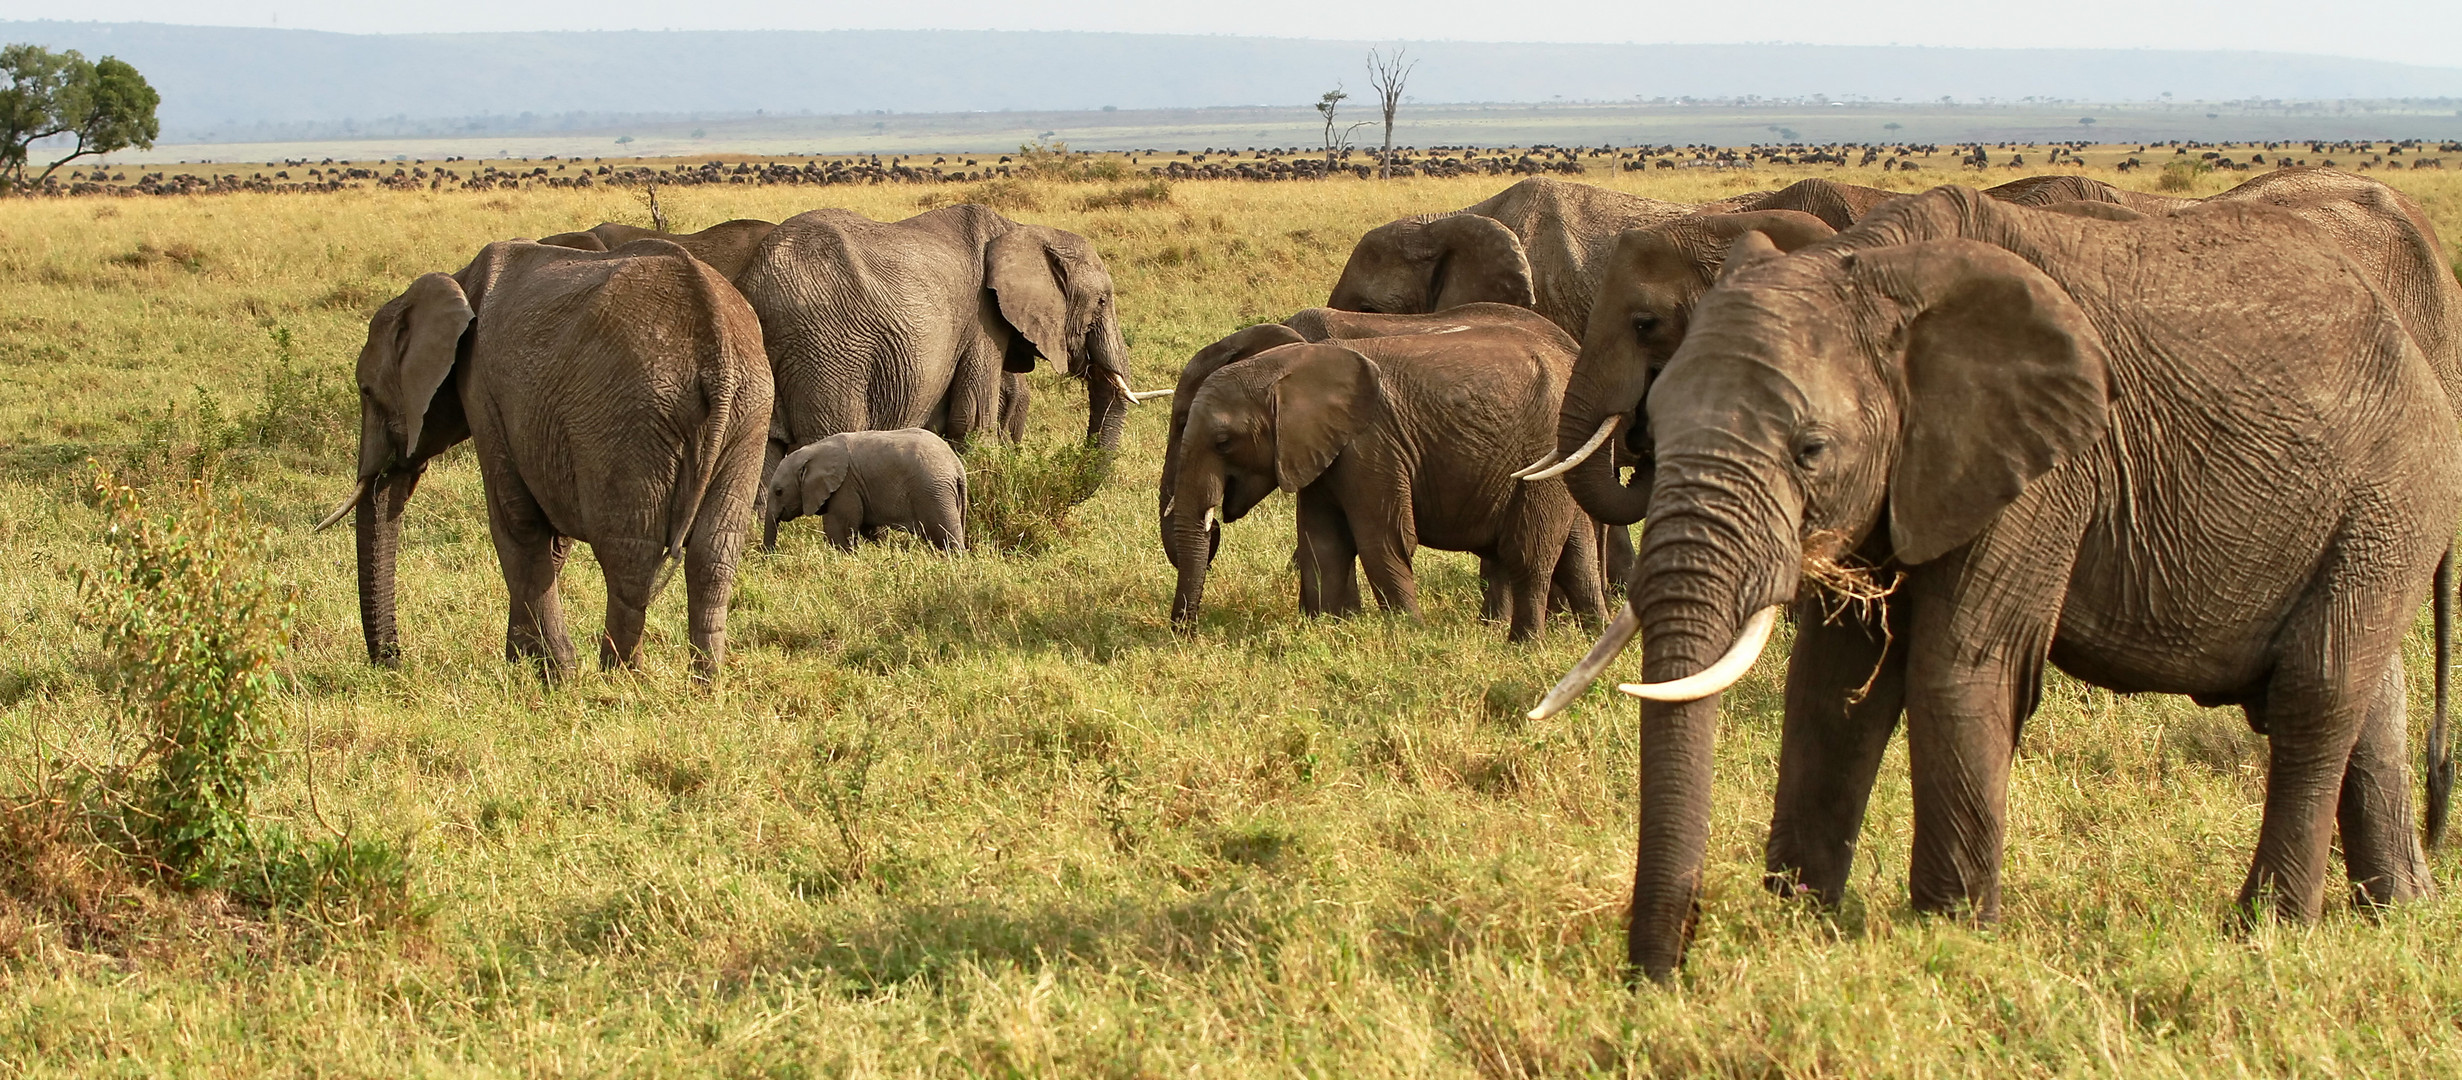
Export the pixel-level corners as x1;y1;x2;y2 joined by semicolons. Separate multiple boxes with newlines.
320;167;2462;981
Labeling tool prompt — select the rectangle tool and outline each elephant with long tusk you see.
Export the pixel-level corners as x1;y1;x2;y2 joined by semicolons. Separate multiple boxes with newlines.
1538;180;2462;984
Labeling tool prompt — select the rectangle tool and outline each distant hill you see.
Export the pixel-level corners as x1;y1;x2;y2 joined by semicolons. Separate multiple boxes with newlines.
6;21;2462;143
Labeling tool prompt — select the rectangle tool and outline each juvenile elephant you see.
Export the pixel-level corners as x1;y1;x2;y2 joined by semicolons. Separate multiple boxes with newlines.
762;429;968;553
1165;317;1604;641
736;205;1135;487
318;239;771;681
1326;177;1759;337
1534;186;2462;980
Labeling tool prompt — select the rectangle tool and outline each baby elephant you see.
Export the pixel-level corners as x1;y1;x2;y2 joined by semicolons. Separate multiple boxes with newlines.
764;430;968;553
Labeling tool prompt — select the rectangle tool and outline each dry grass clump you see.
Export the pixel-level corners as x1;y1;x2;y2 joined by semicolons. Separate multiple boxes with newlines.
1078;179;1173;211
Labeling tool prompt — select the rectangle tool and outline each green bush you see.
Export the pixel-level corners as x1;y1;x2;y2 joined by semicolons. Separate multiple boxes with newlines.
250;325;354;458
964;439;1112;555
2156;157;2212;192
1079;180;1172;211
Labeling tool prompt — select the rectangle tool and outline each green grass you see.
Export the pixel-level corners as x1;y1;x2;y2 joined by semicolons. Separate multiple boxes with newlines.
4;166;2462;1076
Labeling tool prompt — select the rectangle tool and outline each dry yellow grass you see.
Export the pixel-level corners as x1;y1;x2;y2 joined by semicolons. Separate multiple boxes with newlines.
1;164;2461;1077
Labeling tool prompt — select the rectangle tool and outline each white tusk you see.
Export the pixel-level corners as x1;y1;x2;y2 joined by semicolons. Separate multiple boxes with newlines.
1128;387;1175;403
1617;606;1782;703
1104;369;1144;404
1510;450;1561;479
1527;603;1640;721
313;476;373;534
1521;416;1619;481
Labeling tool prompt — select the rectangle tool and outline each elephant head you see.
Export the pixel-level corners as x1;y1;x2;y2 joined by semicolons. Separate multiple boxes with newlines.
1528;211;1836;529
1165;343;1385;626
1157;323;1309;566
316;269;485;665
987;225;1134;449
1539;231;2109;979
1326;213;1536;316
760;437;852;550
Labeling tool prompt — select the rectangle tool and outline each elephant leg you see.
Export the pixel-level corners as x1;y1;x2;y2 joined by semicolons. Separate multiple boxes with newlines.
1355;529;1419;619
1604;523;1635;593
1477;555;1508;622
999;371;1031;443
1549;519;1607;628
2237;577;2405;922
1766;596;1909;905
594;538;664;671
1296;487;1360;617
756;416;790;551
823;490;865;552
1494;513;1562;643
2338;651;2434;908
682;532;741;684
1900;522;2078;922
486;490;576;680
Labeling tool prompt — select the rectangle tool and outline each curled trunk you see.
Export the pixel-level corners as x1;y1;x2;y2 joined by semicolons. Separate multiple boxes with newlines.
353;469;420;666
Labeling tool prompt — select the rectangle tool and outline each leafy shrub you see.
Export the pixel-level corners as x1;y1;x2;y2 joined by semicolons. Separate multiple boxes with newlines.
250;325;353;458
1;471;422;944
2155;158;2211;192
965;439;1112;555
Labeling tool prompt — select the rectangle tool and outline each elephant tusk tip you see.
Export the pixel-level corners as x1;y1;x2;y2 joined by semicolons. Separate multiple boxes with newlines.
313;476;374;533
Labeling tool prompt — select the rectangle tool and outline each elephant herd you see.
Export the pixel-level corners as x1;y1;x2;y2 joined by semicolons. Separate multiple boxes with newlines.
325;165;2462;983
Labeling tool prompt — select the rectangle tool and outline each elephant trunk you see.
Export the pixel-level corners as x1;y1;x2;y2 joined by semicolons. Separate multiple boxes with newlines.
1555;382;1653;527
1167;464;1224;626
1621;492;1797;979
1085;315;1130;453
762;499;781;553
354;468;420;666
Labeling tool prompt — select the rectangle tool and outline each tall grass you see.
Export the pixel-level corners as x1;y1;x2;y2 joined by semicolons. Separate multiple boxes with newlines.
0;165;2459;1075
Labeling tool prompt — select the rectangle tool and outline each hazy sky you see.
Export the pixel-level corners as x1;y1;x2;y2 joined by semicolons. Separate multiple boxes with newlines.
5;0;2458;69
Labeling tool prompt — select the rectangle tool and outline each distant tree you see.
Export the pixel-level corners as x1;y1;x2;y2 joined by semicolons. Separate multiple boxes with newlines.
1366;48;1415;180
2079;116;2097;126
0;43;160;194
1315;85;1368;165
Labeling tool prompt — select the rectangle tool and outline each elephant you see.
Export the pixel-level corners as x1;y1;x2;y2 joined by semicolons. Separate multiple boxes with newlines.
317;238;772;681
1531;184;2462;980
1159;304;1600;618
735;205;1134;511
1325;176;1766;337
537;218;779;280
1165;314;1605;641
1724;178;1900;230
761;429;968;553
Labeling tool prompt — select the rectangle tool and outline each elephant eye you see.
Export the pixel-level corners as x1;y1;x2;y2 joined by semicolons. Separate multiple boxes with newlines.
1631;312;1660;338
1793;436;1830;470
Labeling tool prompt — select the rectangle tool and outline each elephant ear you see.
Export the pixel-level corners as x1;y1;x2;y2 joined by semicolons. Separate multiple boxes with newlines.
797;439;854;519
536;230;608;251
1716;229;1786;283
376;272;475;457
1423;214;1535;311
1269;345;1386;492
1853;239;2110;565
986;229;1070;366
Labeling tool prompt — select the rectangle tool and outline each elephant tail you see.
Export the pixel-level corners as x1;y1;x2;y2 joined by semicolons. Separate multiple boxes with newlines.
654;286;760;604
2428;546;2454;850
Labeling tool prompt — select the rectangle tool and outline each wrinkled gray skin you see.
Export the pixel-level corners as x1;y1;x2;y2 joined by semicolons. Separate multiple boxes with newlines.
1165;318;1604;641
764;430;967;553
736;205;1130;522
344;239;771;682
1548;174;2214;537
1608;186;2462;980
540;215;1037;468
537;218;779;280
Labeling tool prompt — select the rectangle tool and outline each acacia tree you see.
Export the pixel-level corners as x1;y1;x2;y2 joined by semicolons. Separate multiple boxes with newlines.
1366;48;1415;179
1;44;160;194
1316;86;1367;166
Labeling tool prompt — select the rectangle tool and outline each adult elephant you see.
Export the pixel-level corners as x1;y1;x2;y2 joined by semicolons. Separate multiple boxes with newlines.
317;239;771;681
538;218;778;280
1165;312;1604;641
737;205;1134;494
1534;186;2462;980
1325;177;1763;337
1724;178;1900;230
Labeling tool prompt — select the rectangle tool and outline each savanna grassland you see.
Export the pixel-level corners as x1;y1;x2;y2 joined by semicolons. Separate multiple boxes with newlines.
4;161;2462;1078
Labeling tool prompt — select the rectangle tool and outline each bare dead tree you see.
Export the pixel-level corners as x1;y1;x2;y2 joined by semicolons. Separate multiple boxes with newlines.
1366;48;1416;180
